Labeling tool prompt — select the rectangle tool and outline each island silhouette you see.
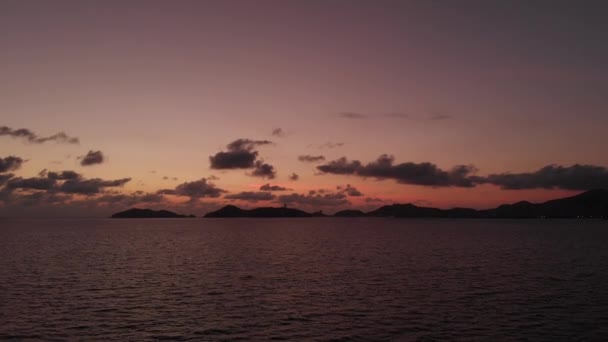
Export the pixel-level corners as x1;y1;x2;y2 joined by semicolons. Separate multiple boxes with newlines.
111;208;195;218
111;189;608;219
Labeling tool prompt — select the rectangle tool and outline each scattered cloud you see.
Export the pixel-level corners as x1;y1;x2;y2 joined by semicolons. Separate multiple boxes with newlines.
79;150;104;166
0;126;79;144
337;184;364;197
58;177;131;195
364;197;384;203
0;156;24;173
2;169;131;195
210;139;272;169
480;164;608;190
47;170;80;180
260;183;290;191
6;177;57;191
271;128;286;137
162;176;179;181
289;173;299;181
251;161;276;179
278;190;349;207
317;155;478;187
0;173;14;186
157;178;226;200
225;191;275;202
298;155;325;163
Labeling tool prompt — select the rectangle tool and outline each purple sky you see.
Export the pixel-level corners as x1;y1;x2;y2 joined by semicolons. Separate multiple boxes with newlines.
1;1;608;216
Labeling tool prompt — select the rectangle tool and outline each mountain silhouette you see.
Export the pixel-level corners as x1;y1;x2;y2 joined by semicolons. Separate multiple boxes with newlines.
205;189;608;218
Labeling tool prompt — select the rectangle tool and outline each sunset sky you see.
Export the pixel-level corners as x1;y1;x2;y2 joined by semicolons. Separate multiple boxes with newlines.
1;0;607;217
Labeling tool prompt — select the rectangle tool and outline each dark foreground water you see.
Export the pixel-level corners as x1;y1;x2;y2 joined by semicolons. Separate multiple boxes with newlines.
1;218;607;341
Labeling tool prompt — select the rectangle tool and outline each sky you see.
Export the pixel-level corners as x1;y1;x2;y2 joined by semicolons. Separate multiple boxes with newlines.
1;0;608;217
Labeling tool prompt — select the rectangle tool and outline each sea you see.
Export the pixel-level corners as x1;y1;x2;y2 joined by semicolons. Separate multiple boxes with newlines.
1;218;607;341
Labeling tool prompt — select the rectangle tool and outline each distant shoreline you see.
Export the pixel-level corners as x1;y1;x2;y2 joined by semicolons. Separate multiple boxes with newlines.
111;189;608;219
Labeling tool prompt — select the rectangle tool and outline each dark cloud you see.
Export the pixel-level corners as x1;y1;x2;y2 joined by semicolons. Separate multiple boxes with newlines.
0;156;24;173
225;191;275;202
271;128;286;137
0;173;14;186
365;197;384;203
47;170;80;180
58;178;131;195
96;192;164;205
480;164;608;190
251;161;276;179
157;178;226;200
337;184;364;197
289;173;299;181
227;139;272;151
0;126;79;144
278;191;349;207
162;176;179;181
6;177;57;191
317;155;478;187
79;150;104;166
211;150;258;169
298;155;325;163
210;139;273;169
259;183;290;191
338;112;367;119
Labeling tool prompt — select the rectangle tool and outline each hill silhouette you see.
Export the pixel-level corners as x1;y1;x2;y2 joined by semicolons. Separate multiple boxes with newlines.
204;205;317;218
205;190;608;218
111;208;195;218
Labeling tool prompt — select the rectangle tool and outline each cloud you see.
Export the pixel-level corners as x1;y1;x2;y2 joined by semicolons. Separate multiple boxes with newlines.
0;126;79;144
0;156;24;173
289;173;299;181
227;139;272;151
317;155;478;187
0;173;14;186
318;142;344;149
210;139;272;169
337;184;364;197
157;178;226;200
271;128;286;137
277;191;349;207
259;183;290;191
251;161;276;179
58;177;131;195
47;170;80;180
225;191;275;202
6;177;57;191
338;112;367;119
5;173;129;195
96;191;164;206
162;176;179;181
479;164;608;190
298;155;325;163
79;150;104;166
365;197;384;203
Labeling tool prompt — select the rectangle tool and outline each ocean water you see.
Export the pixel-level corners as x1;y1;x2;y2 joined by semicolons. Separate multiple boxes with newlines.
1;218;607;341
